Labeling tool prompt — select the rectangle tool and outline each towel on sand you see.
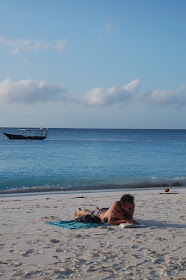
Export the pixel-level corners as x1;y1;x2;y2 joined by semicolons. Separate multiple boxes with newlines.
45;220;108;229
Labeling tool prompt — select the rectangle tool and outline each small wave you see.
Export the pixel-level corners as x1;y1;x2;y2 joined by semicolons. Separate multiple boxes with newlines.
0;177;185;195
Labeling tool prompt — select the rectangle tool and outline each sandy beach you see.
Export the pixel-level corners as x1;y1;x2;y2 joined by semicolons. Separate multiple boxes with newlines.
0;187;186;280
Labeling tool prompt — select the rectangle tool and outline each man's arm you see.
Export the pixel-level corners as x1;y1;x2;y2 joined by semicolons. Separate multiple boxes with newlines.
107;201;138;225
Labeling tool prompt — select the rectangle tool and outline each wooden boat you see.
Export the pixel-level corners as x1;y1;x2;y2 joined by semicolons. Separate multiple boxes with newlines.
4;128;48;140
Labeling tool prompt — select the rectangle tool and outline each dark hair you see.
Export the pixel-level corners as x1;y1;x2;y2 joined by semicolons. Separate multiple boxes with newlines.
120;194;134;204
76;214;101;224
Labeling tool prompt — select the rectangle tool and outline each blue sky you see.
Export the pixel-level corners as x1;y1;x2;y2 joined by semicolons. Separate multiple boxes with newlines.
0;0;185;128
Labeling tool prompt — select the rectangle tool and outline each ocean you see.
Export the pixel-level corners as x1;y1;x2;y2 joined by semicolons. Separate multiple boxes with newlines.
0;128;185;194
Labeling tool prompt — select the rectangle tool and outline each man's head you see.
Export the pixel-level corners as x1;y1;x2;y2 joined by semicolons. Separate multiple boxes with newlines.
120;194;135;219
120;194;134;205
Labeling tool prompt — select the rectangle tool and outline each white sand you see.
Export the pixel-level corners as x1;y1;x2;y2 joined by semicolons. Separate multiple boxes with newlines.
0;188;186;280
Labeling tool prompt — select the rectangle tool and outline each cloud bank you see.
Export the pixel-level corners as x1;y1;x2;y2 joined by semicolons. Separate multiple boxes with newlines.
83;80;186;107
0;79;67;104
139;84;186;106
83;79;140;106
0;78;185;107
0;37;66;54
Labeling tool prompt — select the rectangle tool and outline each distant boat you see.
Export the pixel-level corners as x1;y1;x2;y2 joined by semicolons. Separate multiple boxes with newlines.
3;128;48;140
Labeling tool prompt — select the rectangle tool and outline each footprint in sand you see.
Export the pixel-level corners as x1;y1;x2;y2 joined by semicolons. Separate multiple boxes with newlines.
49;239;60;244
21;249;35;257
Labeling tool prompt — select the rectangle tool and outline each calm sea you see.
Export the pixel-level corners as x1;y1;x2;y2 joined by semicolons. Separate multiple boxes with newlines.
0;128;185;194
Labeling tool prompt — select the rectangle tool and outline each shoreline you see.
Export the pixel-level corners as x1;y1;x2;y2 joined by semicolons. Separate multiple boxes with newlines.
0;182;184;196
1;187;186;279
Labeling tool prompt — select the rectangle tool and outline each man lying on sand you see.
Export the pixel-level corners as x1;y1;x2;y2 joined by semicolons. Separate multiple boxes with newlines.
75;194;139;225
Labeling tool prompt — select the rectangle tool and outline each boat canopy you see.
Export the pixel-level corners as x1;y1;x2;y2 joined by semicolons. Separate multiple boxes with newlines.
18;128;48;136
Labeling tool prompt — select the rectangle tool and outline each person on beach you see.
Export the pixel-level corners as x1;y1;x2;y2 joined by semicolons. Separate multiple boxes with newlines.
75;194;138;225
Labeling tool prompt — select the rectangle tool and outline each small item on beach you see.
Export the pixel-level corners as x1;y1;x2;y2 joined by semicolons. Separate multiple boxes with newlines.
159;190;178;194
119;223;146;228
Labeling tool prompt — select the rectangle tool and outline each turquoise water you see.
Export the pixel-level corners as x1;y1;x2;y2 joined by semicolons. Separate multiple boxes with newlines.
0;128;185;193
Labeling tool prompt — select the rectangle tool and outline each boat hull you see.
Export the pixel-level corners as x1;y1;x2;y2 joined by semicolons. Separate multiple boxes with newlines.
3;133;46;140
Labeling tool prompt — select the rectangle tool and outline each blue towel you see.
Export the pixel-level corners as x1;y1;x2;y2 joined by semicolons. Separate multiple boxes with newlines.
45;220;108;229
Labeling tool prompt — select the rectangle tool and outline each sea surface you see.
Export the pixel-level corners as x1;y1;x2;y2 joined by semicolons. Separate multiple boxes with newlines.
0;128;186;194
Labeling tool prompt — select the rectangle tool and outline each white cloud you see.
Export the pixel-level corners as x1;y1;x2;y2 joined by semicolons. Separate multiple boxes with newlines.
82;79;141;106
0;79;68;104
139;84;186;106
1;78;185;108
82;80;186;107
0;37;66;55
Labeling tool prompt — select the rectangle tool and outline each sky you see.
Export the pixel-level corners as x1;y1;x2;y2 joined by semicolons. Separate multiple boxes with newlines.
0;0;185;129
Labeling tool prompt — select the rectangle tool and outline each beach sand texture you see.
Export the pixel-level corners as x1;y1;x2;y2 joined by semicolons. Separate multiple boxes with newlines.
0;188;186;280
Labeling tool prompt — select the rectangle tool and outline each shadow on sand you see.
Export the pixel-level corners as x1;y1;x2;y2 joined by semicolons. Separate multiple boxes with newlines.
136;219;186;229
